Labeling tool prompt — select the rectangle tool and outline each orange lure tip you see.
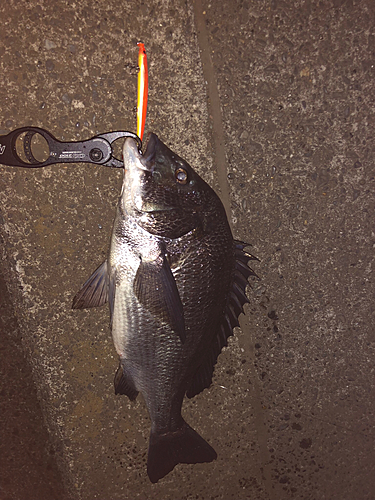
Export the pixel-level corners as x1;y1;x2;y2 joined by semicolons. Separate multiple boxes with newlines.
137;42;148;142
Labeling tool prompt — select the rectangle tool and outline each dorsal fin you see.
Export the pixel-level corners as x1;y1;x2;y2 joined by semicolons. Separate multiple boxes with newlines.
186;241;259;399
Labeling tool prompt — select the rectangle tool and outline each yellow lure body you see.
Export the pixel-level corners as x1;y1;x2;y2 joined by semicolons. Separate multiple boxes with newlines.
137;42;148;141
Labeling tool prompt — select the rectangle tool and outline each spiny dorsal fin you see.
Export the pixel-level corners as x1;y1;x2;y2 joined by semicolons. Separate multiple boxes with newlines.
186;240;259;398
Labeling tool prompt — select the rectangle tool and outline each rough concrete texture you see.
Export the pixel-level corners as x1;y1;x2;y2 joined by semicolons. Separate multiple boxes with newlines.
0;0;374;499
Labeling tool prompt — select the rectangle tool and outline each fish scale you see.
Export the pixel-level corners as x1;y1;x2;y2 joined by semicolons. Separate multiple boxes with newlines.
72;132;258;483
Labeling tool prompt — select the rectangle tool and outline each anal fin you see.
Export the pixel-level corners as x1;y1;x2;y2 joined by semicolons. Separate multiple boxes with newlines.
114;362;139;401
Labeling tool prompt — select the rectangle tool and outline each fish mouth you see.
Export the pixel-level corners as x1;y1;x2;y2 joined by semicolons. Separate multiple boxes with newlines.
123;132;171;213
122;133;158;172
141;133;158;169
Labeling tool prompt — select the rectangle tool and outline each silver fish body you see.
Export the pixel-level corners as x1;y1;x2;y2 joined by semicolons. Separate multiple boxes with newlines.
73;134;258;482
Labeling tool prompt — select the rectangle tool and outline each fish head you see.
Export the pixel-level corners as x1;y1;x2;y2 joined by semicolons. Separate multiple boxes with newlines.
121;133;221;237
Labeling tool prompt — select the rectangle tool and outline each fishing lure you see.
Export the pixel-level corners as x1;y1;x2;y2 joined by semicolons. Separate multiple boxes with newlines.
136;42;148;141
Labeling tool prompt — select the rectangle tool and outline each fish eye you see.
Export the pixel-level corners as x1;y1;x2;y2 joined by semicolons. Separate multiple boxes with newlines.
175;167;188;184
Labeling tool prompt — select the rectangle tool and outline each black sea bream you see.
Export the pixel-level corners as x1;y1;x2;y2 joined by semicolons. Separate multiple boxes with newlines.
73;133;258;482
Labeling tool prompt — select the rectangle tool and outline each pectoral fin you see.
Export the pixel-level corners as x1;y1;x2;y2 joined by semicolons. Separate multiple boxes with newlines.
134;254;186;343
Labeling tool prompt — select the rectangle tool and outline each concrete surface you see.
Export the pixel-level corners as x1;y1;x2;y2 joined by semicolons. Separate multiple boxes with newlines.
0;269;70;500
0;0;374;499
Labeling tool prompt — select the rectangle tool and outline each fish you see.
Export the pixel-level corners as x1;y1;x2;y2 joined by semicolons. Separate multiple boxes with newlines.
72;133;258;482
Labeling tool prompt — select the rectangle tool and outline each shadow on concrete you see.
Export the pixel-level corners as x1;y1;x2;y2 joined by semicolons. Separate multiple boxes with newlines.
0;268;71;500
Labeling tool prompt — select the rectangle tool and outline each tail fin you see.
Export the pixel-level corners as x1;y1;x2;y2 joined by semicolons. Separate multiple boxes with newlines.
147;422;217;483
